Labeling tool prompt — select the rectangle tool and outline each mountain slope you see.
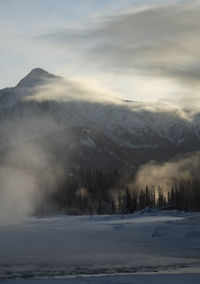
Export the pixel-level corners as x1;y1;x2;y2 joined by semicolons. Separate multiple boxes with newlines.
0;68;199;170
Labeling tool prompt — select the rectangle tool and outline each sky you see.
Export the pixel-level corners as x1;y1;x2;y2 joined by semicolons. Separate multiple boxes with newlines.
0;0;199;108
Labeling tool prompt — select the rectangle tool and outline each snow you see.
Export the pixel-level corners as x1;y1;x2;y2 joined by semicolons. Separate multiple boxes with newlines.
17;68;57;88
1;274;200;283
0;210;200;281
0;70;198;149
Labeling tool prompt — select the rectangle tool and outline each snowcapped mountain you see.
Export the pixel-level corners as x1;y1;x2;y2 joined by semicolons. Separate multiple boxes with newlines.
16;68;58;88
0;68;60;110
0;68;200;170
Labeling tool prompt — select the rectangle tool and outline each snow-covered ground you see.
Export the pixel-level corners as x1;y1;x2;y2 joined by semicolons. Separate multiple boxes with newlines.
0;210;200;282
1;274;200;283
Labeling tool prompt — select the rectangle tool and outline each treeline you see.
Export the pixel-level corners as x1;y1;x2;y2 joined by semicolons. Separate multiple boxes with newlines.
168;177;200;211
35;170;200;215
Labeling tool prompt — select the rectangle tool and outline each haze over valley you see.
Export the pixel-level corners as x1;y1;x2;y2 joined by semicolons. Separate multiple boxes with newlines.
1;1;200;283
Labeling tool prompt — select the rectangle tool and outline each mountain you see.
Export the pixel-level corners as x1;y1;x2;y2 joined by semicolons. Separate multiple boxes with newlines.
0;68;200;171
0;68;60;111
16;68;59;88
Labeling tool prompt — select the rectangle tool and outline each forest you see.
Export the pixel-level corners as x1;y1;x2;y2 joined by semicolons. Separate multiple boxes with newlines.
35;169;200;215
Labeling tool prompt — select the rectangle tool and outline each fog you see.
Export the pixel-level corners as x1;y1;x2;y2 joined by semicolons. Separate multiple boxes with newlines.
0;113;65;225
0;75;200;224
0;75;123;225
24;77;122;105
23;77;200;124
135;152;200;192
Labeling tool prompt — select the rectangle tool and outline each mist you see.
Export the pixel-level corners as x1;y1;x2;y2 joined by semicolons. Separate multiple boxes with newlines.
23;76;200;126
0;115;65;225
24;77;122;105
135;151;200;192
1;74;200;224
0;75;122;225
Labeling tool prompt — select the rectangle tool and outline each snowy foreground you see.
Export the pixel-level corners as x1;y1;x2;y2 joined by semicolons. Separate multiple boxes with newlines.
1;274;200;283
0;210;200;283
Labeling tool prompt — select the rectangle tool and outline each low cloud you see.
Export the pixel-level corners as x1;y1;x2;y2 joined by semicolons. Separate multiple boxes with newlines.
24;76;198;123
24;77;121;105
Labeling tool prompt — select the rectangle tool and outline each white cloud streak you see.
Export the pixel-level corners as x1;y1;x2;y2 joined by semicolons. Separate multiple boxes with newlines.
40;0;200;108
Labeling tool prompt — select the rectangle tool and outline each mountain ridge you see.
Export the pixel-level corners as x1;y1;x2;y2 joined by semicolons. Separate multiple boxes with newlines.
16;68;59;88
0;68;200;170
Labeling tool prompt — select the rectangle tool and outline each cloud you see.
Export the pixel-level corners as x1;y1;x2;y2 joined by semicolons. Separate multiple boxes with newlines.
23;74;199;123
39;0;200;108
86;1;200;83
19;74;197;122
24;77;122;105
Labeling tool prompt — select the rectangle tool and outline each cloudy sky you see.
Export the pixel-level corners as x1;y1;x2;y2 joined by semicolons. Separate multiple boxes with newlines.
0;0;199;108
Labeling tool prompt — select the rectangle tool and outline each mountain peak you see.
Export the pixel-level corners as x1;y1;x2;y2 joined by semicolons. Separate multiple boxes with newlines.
17;68;58;88
28;68;50;75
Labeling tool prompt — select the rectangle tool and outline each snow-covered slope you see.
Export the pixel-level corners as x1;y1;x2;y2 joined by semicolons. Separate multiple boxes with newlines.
0;211;200;280
0;68;199;169
0;68;60;110
3;274;200;284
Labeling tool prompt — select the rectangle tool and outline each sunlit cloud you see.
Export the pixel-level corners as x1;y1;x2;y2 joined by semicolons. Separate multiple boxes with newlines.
39;0;200;108
0;0;198;108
